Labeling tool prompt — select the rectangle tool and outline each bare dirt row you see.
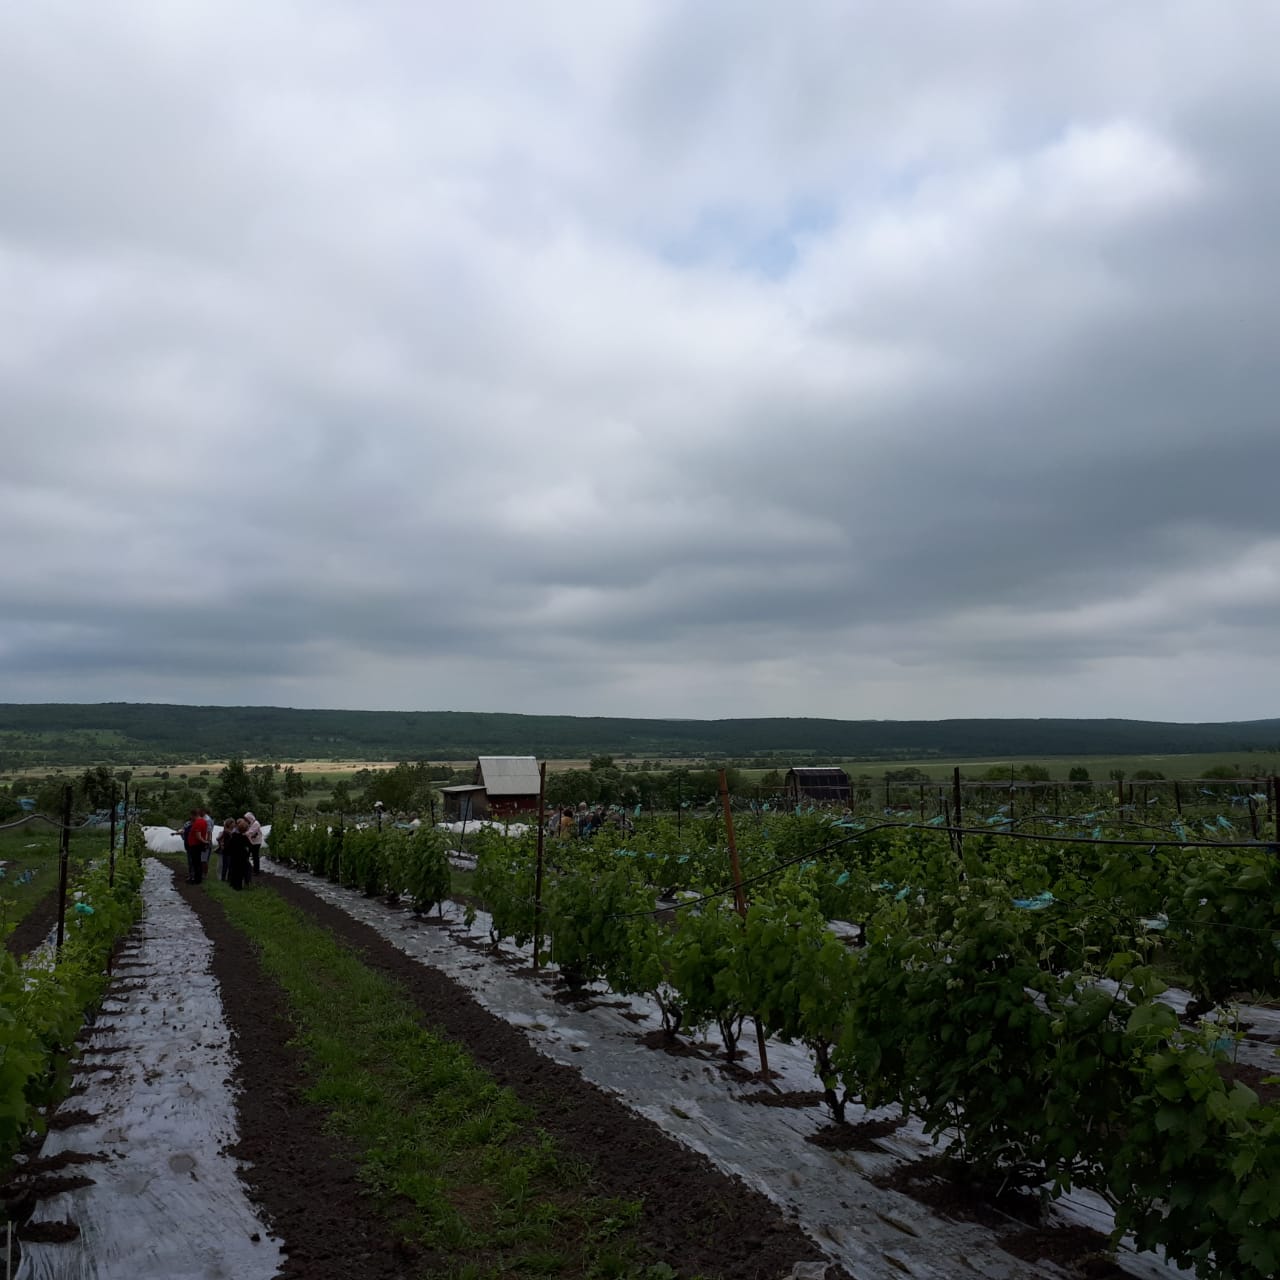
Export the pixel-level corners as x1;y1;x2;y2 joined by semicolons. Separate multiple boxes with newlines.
172;864;843;1280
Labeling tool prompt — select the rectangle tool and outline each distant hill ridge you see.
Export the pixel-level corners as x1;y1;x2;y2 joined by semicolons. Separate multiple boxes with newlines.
2;703;1279;766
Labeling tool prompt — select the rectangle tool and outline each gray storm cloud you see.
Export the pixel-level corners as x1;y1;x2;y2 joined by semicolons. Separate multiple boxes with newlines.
2;1;1278;720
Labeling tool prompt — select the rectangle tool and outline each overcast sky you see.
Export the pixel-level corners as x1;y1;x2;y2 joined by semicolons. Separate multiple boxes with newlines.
3;2;1278;722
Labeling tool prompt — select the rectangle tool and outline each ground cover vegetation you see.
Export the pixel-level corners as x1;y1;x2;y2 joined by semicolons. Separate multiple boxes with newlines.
0;825;145;1169
270;805;1280;1279
199;872;699;1279
4;703;1280;769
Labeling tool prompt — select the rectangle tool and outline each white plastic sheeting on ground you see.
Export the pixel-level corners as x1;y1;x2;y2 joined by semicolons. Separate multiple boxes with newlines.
17;860;283;1280
262;856;1188;1280
436;820;529;837
142;825;271;858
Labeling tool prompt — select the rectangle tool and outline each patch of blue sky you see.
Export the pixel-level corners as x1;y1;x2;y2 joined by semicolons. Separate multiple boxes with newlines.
659;198;837;278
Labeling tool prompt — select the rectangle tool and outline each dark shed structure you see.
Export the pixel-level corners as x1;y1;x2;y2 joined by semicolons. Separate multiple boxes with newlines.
441;756;542;821
785;767;851;806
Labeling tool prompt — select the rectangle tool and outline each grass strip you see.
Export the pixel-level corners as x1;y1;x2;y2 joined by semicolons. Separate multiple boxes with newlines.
204;877;685;1280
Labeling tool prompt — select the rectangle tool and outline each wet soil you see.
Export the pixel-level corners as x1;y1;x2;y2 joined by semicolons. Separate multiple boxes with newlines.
4;889;61;958
245;868;849;1280
18;1218;80;1242
638;1027;707;1058
44;1109;100;1132
1;1168;98;1226
1219;1059;1280;1105
170;868;435;1280
1002;1224;1129;1277
807;1116;906;1150
872;1157;1129;1277
874;1156;1042;1229
14;1152;106;1177
741;1089;828;1110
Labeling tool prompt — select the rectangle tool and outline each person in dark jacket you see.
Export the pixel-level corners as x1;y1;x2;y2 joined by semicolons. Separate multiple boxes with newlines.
215;818;235;881
225;818;253;890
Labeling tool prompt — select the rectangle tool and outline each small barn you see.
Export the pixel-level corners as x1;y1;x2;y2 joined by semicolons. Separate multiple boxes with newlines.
785;767;851;806
441;756;542;821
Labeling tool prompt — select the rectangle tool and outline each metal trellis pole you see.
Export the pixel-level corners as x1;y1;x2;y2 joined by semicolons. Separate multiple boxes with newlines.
720;769;769;1080
533;762;547;971
56;786;72;953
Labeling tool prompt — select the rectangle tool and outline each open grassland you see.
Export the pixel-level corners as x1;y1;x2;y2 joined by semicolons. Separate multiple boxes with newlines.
11;749;1279;787
742;750;1280;782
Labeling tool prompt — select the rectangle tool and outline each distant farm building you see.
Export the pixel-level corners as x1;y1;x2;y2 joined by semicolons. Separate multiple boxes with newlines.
785;767;851;806
441;755;541;821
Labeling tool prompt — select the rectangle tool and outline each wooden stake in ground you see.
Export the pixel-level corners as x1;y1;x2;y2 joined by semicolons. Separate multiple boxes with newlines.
952;767;963;856
533;762;547;971
719;770;770;1079
108;784;118;888
56;784;72;953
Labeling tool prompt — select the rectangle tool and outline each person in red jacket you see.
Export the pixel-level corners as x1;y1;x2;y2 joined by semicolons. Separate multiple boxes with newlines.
184;808;210;884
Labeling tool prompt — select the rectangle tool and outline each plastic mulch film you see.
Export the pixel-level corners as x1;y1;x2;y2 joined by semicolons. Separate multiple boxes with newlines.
262;857;1192;1280
16;861;283;1280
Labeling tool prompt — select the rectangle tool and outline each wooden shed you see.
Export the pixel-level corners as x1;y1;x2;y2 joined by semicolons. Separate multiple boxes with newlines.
440;784;488;821
785;767;851;806
441;756;542;821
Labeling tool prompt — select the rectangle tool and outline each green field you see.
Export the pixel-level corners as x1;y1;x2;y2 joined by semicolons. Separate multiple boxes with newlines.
741;750;1280;783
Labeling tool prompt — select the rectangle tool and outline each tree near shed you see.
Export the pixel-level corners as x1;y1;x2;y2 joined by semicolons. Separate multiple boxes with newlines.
358;761;435;812
545;769;595;809
249;764;279;810
210;758;257;817
78;765;117;809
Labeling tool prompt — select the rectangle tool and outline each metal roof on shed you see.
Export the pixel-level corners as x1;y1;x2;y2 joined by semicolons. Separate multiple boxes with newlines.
477;756;541;796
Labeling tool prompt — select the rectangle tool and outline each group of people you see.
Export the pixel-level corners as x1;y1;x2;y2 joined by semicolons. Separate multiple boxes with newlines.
553;803;634;839
180;808;265;890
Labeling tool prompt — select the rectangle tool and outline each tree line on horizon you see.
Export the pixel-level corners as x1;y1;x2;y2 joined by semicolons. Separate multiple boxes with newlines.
2;702;1280;771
